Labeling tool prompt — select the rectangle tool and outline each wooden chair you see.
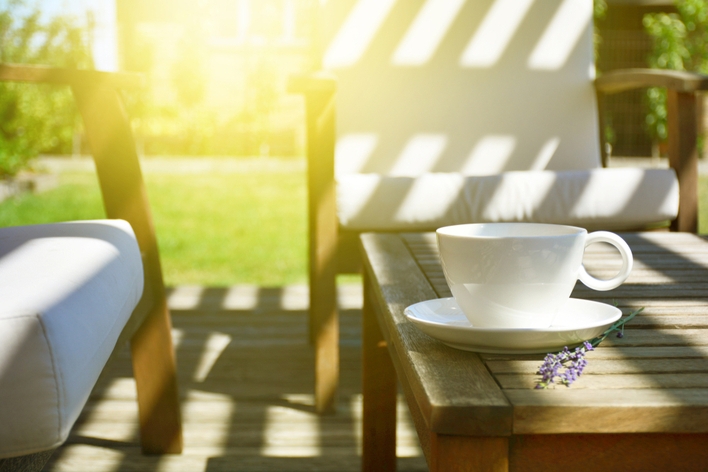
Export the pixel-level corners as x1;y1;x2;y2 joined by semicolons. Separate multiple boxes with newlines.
291;0;706;414
0;64;182;468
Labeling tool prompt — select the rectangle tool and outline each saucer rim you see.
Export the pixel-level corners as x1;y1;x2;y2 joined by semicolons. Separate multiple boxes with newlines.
404;297;622;333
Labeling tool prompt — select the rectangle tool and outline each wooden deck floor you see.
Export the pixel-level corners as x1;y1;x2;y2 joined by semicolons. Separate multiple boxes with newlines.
43;285;428;472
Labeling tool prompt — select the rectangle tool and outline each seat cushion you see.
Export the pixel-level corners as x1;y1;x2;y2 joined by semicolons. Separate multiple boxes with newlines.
0;220;143;458
337;167;679;231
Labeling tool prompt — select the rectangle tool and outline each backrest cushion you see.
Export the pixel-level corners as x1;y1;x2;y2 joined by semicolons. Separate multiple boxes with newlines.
322;0;602;177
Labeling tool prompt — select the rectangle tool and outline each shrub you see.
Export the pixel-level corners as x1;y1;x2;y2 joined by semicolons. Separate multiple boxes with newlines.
0;0;92;177
644;0;708;144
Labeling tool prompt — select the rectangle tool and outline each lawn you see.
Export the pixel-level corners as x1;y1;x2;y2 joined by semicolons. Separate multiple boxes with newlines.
0;158;308;286
1;158;707;287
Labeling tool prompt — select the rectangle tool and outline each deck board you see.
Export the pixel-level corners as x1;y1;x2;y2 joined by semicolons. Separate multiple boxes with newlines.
43;285;428;472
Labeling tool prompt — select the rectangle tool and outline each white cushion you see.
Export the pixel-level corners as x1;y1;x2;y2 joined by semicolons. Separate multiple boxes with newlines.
337;167;679;231
325;0;602;175
0;220;144;458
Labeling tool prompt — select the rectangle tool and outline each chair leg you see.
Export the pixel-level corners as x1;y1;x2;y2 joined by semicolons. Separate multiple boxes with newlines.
305;87;339;414
362;273;397;471
311;258;339;415
667;89;699;233
130;297;183;454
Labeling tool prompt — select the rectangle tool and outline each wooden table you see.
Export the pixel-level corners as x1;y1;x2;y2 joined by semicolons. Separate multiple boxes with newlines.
360;232;708;472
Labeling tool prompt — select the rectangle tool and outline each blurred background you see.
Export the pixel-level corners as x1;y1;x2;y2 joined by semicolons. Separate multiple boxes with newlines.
1;0;321;170
3;0;706;169
1;0;708;287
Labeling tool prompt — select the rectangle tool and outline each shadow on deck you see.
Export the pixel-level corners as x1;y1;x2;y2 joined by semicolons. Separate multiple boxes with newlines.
43;285;427;472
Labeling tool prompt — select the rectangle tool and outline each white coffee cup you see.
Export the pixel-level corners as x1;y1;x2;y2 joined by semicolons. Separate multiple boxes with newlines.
436;223;633;329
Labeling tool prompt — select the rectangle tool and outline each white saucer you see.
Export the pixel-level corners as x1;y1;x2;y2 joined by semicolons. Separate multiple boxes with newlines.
404;298;621;354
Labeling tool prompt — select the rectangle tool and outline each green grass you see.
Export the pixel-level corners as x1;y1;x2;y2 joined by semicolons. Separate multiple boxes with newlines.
3;163;708;286
0;160;307;286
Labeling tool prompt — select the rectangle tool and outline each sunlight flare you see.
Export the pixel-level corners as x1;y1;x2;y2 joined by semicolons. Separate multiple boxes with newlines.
392;0;465;66
335;133;379;175
193;332;232;383
527;0;592;70
260;403;321;457
462;135;516;174
531;137;561;170
167;285;205;310
222;285;260;310
389;134;448;176
460;0;535;68
324;0;397;68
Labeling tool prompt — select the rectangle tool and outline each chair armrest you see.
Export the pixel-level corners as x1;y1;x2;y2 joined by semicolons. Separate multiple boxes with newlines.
0;62;162;326
595;68;703;232
0;62;183;451
595;68;708;94
0;63;143;89
288;71;337;95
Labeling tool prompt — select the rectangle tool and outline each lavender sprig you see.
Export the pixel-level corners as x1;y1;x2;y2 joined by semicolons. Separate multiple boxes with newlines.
536;341;593;389
535;307;644;389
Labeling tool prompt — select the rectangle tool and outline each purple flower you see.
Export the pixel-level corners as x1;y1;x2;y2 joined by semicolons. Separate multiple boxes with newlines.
535;308;642;389
535;343;592;389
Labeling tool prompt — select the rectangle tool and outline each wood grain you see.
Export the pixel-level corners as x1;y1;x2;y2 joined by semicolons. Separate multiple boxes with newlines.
0;63;143;88
595;68;708;94
362;273;397;471
428;435;508;472
299;81;339;414
72;79;183;454
509;433;708;472
668;89;699;232
393;232;708;446
360;233;512;437
43;294;430;471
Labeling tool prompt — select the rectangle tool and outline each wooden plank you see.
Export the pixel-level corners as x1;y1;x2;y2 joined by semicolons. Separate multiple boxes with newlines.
667;89;699;232
40;290;434;472
606;299;708;308
428;434;508;472
362;273;397;472
509;432;708;472
0;63;143;88
595;68;708;94
592;329;708;347
301;82;339;414
496;373;708;389
360;233;512;437
507;389;708;434
483;345;708;361
572;286;708;298
487;359;708;375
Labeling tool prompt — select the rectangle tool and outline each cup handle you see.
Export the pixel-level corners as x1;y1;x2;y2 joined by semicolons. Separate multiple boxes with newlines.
578;231;633;291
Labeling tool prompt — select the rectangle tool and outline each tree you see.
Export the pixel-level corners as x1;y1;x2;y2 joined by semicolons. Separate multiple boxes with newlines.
0;0;92;176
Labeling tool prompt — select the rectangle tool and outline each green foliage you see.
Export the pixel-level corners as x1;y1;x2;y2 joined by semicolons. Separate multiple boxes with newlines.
594;1;608;68
0;0;92;176
644;1;708;142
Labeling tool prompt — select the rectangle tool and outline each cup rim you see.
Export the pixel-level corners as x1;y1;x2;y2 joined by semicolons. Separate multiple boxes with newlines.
436;222;586;239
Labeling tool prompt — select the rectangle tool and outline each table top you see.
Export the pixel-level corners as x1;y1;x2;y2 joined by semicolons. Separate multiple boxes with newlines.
359;231;708;437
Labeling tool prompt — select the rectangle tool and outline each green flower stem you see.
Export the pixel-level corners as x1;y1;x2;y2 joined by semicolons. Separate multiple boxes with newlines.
588;307;644;347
